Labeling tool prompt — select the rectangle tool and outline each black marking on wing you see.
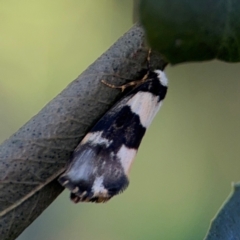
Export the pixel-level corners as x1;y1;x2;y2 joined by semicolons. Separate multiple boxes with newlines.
93;105;146;150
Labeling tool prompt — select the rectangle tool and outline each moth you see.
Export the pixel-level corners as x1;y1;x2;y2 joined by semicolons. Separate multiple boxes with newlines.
58;52;168;203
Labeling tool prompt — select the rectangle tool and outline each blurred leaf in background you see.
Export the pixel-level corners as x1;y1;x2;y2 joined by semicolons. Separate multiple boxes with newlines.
139;0;240;63
0;0;240;240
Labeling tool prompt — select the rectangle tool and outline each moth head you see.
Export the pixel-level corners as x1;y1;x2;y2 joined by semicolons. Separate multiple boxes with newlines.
154;70;168;87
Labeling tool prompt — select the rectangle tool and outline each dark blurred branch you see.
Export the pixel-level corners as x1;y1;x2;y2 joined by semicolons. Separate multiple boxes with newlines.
0;24;166;240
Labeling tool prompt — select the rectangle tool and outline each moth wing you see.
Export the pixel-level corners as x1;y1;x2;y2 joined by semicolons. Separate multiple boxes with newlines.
58;141;135;203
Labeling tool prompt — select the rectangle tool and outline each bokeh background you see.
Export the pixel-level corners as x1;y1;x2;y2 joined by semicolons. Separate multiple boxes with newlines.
0;1;239;240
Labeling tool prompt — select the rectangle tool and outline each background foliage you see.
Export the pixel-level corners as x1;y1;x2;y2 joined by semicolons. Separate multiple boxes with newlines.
0;1;239;239
139;0;240;63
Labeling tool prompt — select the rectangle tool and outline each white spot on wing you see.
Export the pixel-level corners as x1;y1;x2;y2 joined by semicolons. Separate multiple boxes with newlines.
66;148;95;181
92;176;108;195
154;70;168;87
117;145;137;175
127;92;162;128
80;131;112;147
72;186;79;193
62;180;69;186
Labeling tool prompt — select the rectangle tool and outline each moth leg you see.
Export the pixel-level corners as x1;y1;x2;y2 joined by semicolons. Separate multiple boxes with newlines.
101;48;152;92
101;71;149;92
101;80;123;92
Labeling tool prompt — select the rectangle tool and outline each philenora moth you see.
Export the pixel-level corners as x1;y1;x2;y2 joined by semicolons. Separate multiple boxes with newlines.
58;50;168;203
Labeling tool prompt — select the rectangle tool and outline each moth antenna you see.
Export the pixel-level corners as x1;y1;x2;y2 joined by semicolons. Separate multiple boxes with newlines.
146;48;151;70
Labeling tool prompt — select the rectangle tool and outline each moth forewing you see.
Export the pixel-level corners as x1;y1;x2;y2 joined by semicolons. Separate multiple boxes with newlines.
58;69;168;203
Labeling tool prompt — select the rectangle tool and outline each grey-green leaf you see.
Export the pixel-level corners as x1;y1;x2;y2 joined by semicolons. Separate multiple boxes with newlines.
204;183;240;240
139;0;240;64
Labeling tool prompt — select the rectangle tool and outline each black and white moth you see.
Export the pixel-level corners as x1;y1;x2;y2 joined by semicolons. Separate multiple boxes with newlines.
58;55;168;203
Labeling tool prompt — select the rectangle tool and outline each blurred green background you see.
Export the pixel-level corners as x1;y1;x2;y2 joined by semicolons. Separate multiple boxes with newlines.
1;1;239;240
